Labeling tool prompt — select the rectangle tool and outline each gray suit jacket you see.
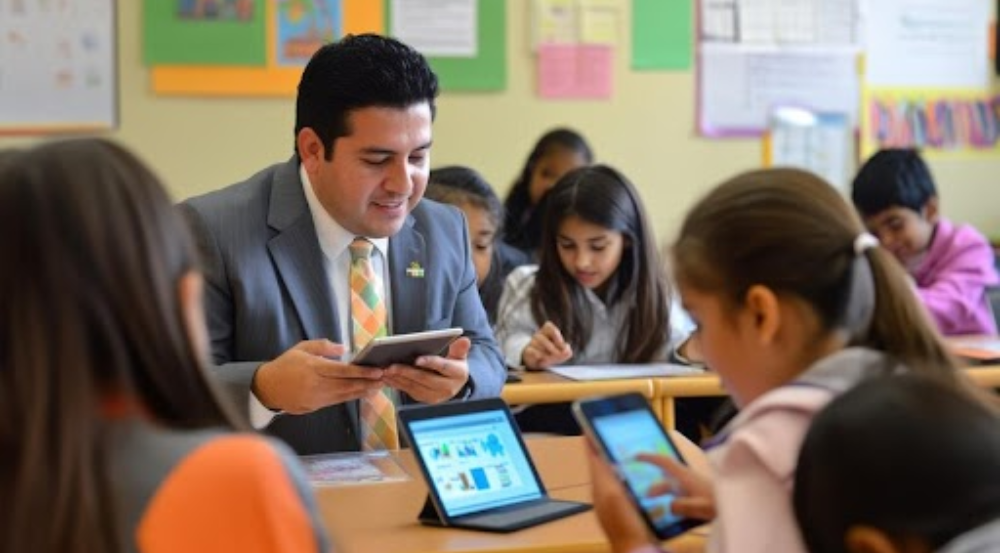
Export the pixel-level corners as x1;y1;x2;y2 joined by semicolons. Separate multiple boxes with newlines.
179;158;505;454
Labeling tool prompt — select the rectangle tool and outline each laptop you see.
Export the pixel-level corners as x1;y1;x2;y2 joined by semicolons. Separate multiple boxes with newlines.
397;398;591;533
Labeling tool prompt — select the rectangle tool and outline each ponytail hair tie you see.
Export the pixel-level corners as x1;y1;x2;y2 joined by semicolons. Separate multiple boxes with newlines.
853;233;879;255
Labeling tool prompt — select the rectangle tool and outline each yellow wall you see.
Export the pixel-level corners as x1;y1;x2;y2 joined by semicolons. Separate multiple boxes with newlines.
3;2;999;242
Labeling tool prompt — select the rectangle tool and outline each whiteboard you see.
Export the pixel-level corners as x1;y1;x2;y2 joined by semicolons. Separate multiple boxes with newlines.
0;0;117;133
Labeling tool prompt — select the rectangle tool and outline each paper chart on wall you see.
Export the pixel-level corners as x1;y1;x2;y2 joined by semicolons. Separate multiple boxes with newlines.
0;0;116;133
696;0;862;135
391;0;477;57
765;107;854;193
531;0;622;49
864;0;992;88
701;0;858;45
699;43;860;135
578;0;620;45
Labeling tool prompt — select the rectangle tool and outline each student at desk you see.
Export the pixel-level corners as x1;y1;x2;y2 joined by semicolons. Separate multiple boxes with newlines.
0;139;329;553
852;149;999;336
424;166;532;325
495;165;697;435
587;169;962;553
502;128;594;259
180;34;505;455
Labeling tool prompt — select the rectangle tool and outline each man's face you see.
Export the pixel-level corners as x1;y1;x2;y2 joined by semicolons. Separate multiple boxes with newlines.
863;203;937;266
299;103;433;238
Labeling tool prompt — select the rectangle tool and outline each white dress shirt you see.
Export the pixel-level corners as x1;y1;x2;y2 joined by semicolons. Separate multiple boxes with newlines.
249;166;392;427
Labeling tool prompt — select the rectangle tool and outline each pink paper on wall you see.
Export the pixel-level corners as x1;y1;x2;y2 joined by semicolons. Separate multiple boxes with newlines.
538;44;577;97
538;44;613;99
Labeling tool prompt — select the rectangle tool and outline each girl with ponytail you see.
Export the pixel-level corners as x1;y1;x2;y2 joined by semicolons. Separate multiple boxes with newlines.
587;168;966;553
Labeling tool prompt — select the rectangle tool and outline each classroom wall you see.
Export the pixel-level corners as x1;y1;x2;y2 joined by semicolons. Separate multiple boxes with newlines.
3;2;999;243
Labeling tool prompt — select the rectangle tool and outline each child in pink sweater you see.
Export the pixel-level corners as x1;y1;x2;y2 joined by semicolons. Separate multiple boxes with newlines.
852;149;999;335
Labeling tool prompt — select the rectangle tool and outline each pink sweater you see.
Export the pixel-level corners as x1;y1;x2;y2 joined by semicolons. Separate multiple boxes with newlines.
630;349;897;553
913;218;998;336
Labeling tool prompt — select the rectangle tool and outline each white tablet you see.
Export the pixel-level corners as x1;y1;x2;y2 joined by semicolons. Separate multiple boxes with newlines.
351;328;464;367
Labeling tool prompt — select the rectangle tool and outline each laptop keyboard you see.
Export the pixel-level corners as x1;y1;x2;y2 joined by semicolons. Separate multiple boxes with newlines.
461;500;582;528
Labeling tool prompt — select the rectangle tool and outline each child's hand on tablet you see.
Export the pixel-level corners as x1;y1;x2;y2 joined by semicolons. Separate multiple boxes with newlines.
586;443;654;553
637;453;716;521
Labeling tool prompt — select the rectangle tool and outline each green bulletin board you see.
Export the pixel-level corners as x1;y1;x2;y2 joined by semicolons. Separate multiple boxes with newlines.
631;0;692;70
143;0;267;66
385;0;506;92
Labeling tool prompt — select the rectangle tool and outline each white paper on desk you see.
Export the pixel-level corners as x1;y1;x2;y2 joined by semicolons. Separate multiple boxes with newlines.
864;0;990;88
699;42;860;134
301;451;410;487
548;363;703;381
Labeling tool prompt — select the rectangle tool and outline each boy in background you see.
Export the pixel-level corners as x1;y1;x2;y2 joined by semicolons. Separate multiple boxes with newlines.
852;148;999;335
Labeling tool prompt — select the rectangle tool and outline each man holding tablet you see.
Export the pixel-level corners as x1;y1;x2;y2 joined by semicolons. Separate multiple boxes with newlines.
180;34;505;455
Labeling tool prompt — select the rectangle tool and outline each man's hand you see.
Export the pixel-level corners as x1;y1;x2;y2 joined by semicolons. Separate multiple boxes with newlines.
522;321;573;370
382;337;472;403
252;339;386;414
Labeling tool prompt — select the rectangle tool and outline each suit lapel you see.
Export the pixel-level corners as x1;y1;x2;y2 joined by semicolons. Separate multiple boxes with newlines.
266;159;341;343
388;217;427;334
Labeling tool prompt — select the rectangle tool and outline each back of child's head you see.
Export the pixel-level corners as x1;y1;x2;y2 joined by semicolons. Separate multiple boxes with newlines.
672;168;956;378
0;138;232;424
532;164;668;362
0;138;238;553
426;165;502;230
852;149;937;217
794;374;1000;553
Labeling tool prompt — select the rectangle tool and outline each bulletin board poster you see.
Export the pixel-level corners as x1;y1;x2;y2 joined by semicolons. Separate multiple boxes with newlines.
859;0;997;158
861;88;1000;159
387;0;506;92
695;0;863;137
148;0;383;96
146;0;505;96
0;0;117;135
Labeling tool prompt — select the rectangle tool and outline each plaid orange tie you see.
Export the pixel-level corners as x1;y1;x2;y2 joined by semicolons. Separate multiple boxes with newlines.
349;238;399;451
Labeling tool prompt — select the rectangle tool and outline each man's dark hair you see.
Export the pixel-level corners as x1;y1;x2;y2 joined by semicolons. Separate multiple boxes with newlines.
294;33;439;160
852;149;937;217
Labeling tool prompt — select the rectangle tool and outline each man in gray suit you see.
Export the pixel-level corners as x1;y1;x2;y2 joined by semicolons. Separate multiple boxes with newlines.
180;34;506;455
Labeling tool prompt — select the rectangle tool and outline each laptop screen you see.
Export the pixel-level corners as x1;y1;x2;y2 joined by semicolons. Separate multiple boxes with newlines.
407;407;544;518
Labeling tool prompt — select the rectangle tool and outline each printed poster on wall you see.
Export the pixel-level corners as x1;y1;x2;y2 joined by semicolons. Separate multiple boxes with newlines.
0;0;117;133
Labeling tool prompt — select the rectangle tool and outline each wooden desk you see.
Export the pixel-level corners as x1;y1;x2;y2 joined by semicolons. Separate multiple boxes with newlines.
962;364;1000;387
945;335;1000;363
650;365;1000;429
315;436;707;553
653;375;726;430
501;371;661;420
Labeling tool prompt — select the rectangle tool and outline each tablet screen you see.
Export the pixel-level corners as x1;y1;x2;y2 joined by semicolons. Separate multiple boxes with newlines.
407;409;544;518
592;409;685;532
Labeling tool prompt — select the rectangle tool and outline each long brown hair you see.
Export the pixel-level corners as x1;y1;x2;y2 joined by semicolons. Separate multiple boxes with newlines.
0;139;243;552
531;165;670;362
672;168;957;378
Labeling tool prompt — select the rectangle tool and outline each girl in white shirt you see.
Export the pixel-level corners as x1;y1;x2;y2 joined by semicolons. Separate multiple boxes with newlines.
495;165;697;434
